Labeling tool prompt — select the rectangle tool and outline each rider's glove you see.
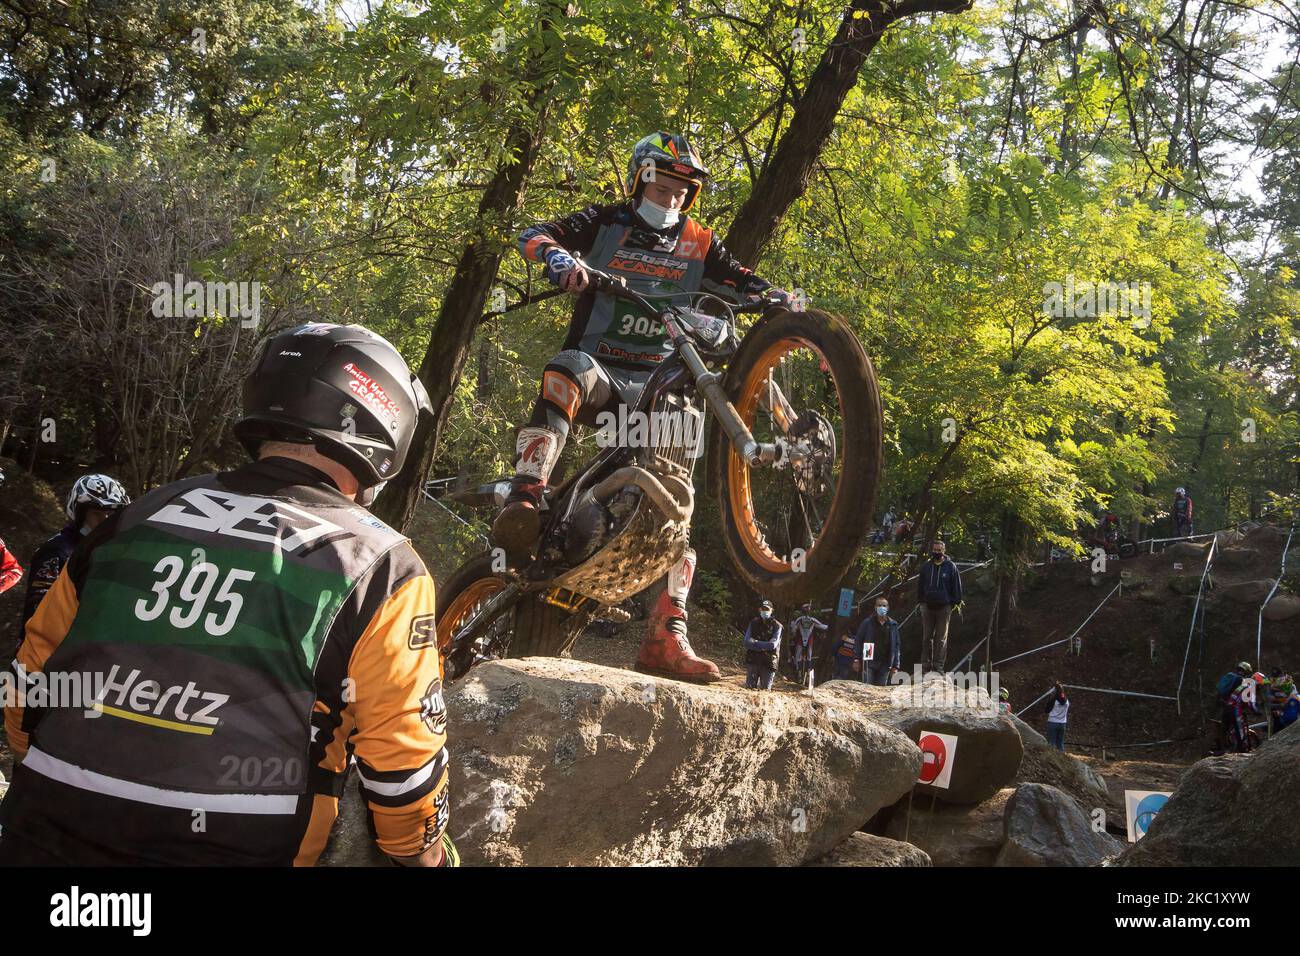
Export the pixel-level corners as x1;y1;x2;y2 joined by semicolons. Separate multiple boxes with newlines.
756;288;806;313
543;246;579;286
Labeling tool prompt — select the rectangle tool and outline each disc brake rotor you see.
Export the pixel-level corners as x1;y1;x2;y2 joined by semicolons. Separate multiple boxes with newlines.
787;409;836;496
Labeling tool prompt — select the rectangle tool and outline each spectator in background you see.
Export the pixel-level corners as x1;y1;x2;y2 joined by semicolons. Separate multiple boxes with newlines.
1215;660;1253;750
1095;512;1121;553
1044;682;1069;751
917;539;962;672
20;474;131;631
743;599;782;691
1278;677;1300;731
853;594;900;686
0;469;23;595
1172;487;1194;538
1268;669;1295;733
893;514;914;545
788;602;827;685
998;687;1011;715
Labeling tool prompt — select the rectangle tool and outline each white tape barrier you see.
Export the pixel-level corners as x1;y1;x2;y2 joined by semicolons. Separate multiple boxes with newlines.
1016;683;1177;720
992;582;1121;667
1257;525;1296;666
1175;536;1219;711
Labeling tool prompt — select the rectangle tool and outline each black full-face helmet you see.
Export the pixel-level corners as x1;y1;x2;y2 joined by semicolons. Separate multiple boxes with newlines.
234;323;431;490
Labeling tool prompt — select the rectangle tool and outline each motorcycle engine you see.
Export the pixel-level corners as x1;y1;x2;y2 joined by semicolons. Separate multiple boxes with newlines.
562;486;641;566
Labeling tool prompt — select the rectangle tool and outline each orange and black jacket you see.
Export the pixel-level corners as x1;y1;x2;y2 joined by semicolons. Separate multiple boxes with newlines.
1;457;447;866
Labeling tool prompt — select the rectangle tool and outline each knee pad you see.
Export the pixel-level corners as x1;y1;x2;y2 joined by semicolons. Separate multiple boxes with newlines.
531;351;601;434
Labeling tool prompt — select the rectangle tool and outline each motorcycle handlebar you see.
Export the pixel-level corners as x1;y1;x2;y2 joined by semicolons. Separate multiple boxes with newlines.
584;266;771;316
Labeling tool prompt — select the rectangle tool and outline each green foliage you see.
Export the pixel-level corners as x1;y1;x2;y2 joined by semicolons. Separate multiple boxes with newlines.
1;0;1297;565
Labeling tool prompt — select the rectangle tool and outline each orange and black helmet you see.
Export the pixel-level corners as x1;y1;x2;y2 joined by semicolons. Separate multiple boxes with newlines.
625;132;709;211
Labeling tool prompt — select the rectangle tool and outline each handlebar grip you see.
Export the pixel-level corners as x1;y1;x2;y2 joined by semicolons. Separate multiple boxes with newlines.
589;272;626;295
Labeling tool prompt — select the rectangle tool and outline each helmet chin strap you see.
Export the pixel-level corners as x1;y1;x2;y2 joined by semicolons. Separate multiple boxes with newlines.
357;481;387;508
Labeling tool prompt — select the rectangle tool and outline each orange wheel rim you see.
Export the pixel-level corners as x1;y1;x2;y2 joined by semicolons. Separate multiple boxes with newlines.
726;336;842;574
437;577;506;658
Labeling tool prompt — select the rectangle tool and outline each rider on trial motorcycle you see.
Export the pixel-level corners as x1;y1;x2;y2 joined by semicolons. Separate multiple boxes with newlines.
492;132;803;683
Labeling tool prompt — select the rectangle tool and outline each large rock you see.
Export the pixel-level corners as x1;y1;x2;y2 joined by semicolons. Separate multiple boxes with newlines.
1168;541;1210;560
1217;579;1274;604
1167;575;1203;596
1262;593;1300;621
1115;723;1300;866
1010;716;1110;811
995;783;1123;866
882;788;1013;867
445;659;922;866
1213;529;1244;548
810;831;932;867
1212;547;1258;570
819;676;1024;805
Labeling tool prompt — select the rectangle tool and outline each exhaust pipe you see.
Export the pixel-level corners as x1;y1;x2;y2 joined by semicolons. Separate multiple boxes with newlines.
591;466;694;522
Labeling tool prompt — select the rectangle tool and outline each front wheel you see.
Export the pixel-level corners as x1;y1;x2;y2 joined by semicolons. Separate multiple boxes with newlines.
706;307;882;605
436;552;590;679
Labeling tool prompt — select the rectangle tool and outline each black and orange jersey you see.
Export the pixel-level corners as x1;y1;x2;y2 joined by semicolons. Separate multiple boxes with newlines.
1;456;447;866
19;524;79;628
518;201;772;368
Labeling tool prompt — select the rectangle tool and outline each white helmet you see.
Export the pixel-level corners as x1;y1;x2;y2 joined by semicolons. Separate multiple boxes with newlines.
66;473;131;522
1175;487;1186;495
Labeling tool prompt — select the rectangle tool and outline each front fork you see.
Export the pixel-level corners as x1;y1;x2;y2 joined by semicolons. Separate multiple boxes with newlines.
677;338;796;468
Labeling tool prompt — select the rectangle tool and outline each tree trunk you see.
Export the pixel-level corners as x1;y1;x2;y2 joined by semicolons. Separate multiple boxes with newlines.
720;0;974;268
374;5;567;530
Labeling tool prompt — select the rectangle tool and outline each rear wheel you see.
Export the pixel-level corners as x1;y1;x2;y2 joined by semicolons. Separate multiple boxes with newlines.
436;552;590;678
707;307;882;604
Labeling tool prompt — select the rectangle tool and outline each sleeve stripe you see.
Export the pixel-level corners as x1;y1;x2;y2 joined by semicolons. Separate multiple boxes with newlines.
355;746;448;800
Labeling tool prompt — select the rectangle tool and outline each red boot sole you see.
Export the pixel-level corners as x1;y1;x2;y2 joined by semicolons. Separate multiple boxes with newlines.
632;662;723;684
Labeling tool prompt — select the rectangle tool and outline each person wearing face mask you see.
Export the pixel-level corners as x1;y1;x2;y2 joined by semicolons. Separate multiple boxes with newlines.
853;594;901;685
743;599;782;690
499;133;802;684
917;539;962;673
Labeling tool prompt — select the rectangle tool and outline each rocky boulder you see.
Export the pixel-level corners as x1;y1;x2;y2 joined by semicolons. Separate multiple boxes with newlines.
1212;547;1258;570
1167;575;1203;596
995;783;1123;866
1115;723;1300;866
882;788;1013;867
1010;716;1110;811
819;676;1024;805
443;659;922;866
1262;593;1300;621
1217;579;1274;604
1167;541;1210;560
810;831;932;867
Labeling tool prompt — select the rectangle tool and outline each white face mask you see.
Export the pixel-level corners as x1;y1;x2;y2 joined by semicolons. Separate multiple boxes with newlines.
636;195;680;229
876;606;888;617
760;609;771;620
